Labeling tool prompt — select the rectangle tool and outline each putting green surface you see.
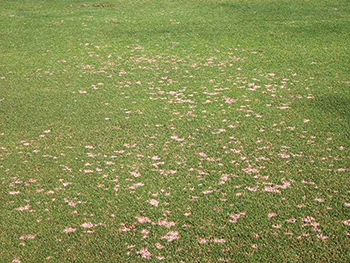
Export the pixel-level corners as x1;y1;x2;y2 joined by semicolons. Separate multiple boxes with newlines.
1;0;349;262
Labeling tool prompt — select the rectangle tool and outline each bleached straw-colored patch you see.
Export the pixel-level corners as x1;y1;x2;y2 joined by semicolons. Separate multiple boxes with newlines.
131;171;141;177
242;168;259;174
263;187;281;194
141;229;150;238
148;199;159;206
302;216;315;223
198;152;208;158
202;189;213;195
158;219;176;228
279;153;290;158
161;231;180;242
85;145;95;149
63;227;77;233
343;220;350;226
213;238;226;243
129;182;145;190
317;234;328;240
246;186;258;192
287;218;297;223
137;216;151;223
81;222;94;228
19;234;36;240
137;247;152;259
225;97;237;104
230;211;246;223
155;243;164;249
171;135;184;141
63;182;72;187
198;238;209;244
219;174;229;185
268;213;277;218
15;204;30;211
159;169;177;176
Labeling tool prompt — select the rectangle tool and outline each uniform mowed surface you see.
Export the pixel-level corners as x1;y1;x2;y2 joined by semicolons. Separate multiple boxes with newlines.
0;0;349;262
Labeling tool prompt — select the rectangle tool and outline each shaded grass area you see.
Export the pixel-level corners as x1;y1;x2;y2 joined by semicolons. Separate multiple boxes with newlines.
1;0;349;262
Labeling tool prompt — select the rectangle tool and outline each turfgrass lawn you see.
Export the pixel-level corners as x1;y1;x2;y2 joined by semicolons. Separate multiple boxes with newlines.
1;0;349;262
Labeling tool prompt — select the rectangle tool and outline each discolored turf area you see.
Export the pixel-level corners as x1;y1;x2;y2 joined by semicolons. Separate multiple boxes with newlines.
0;0;349;262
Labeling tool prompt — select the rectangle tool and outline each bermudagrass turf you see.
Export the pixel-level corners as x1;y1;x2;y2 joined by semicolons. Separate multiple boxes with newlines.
0;0;349;262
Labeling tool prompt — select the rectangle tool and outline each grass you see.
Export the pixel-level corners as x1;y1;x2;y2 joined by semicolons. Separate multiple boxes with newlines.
0;0;349;262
